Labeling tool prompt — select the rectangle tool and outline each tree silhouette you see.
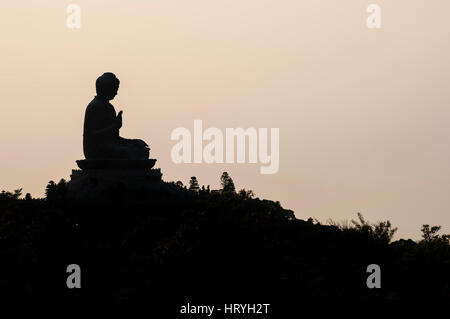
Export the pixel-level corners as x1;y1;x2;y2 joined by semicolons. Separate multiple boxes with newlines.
175;181;184;188
188;176;200;192
45;181;57;199
421;224;450;244
0;188;22;201
45;179;68;203
220;172;235;193
238;189;255;199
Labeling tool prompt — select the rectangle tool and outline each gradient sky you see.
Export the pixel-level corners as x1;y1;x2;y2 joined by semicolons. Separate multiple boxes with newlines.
1;1;449;239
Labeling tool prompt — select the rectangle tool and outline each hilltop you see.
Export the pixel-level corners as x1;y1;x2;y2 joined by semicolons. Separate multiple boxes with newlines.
0;177;449;306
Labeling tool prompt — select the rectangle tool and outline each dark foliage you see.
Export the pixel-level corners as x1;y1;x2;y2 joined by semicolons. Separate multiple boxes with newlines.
220;172;235;193
188;176;200;192
0;180;449;306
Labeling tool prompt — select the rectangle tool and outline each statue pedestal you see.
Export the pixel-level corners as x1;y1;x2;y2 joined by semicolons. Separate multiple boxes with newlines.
68;159;163;197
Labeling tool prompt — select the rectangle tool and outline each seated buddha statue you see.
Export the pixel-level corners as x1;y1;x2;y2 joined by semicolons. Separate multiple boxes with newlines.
83;72;150;160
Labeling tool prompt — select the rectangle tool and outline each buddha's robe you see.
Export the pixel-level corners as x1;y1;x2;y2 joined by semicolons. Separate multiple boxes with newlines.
83;96;149;159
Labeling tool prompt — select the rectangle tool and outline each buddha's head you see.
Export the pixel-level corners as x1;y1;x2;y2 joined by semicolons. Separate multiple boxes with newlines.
96;72;120;100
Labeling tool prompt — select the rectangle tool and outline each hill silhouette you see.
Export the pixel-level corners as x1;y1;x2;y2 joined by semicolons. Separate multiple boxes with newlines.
0;175;449;307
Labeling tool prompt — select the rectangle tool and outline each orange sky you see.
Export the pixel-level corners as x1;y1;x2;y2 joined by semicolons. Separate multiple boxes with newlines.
1;1;449;239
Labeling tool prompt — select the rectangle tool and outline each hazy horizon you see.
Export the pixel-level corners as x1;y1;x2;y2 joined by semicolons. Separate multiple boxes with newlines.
1;1;450;240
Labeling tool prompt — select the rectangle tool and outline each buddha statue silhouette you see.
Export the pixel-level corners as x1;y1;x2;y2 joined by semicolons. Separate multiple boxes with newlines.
83;72;150;160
